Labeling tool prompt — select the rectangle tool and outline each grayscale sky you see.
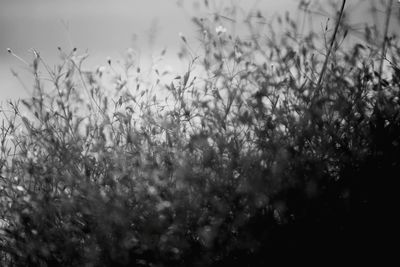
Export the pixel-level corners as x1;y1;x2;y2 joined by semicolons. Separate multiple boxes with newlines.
0;0;380;100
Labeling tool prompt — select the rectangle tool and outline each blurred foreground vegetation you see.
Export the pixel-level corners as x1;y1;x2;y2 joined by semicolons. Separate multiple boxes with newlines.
1;1;399;266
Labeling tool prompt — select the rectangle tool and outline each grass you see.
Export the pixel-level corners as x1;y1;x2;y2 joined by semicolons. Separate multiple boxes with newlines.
1;0;399;266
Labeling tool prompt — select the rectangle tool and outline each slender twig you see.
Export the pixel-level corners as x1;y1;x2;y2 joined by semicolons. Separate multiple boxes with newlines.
378;0;394;92
313;0;346;100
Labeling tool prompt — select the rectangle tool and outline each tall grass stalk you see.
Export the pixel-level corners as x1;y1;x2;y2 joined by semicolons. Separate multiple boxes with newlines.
313;0;346;99
378;0;394;92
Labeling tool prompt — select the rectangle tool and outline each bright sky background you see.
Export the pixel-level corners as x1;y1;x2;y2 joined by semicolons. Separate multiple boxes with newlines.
0;0;385;100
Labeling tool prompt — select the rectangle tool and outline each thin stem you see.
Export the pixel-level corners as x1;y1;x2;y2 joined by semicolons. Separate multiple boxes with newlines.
378;0;394;92
313;0;346;99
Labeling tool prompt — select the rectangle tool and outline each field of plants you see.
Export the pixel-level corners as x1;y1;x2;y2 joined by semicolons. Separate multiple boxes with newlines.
1;0;399;266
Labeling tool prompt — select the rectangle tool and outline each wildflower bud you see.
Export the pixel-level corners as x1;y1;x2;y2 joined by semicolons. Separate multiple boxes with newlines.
7;48;12;54
107;57;112;65
97;66;106;74
33;49;39;58
179;32;187;43
215;25;227;35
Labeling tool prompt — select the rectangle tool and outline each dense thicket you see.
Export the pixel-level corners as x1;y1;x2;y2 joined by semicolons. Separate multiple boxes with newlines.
1;1;399;266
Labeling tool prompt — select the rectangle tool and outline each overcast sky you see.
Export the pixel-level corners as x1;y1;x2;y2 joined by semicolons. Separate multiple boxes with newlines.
0;0;383;100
